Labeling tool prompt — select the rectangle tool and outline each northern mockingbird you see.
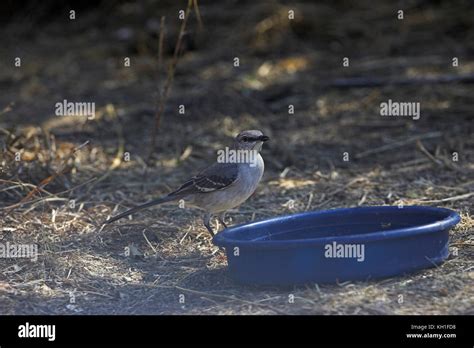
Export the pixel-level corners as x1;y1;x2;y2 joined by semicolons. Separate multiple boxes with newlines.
104;130;269;236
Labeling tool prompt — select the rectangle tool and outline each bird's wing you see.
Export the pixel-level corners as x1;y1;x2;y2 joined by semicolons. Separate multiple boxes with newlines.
169;162;239;196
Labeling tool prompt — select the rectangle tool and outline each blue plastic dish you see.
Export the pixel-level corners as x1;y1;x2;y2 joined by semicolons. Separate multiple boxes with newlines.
213;206;460;285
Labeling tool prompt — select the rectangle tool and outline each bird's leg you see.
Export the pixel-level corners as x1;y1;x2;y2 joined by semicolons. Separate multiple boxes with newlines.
217;212;228;230
203;213;215;237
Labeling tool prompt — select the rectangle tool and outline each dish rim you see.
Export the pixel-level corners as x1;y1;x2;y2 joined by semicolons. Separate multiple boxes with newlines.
213;205;460;249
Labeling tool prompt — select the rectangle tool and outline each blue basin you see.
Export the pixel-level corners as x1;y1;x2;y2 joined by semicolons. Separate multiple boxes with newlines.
212;206;461;285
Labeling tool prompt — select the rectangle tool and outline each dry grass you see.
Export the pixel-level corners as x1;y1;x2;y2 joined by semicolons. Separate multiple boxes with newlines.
0;0;473;314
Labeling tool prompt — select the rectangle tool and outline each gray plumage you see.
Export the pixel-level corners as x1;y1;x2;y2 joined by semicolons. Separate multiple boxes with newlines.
104;130;269;236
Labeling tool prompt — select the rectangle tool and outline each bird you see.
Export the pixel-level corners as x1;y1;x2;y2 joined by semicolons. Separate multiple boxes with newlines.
104;130;269;236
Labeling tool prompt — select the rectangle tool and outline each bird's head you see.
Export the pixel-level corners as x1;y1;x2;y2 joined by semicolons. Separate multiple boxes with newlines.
234;130;269;151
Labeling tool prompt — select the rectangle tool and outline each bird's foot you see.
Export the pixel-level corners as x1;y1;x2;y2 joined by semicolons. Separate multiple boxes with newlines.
218;218;228;229
204;224;215;237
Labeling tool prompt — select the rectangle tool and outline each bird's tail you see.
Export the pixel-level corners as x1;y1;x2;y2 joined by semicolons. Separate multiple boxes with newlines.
104;194;180;225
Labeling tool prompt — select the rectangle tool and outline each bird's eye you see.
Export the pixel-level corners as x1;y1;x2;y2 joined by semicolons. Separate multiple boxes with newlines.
242;137;249;142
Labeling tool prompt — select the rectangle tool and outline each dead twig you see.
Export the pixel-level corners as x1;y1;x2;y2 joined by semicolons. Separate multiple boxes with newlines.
157;16;166;76
142;229;158;255
174;285;288;315
193;0;203;31
413;192;474;204
355;132;442;159
0;179;52;196
148;0;193;160
316;177;367;207
416;140;443;165
2;141;89;216
305;192;314;211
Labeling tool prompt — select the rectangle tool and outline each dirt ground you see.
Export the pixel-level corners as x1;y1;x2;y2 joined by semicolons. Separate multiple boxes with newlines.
0;1;473;314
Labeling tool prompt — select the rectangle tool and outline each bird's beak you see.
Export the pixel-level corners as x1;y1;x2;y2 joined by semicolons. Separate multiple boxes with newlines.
259;135;270;142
